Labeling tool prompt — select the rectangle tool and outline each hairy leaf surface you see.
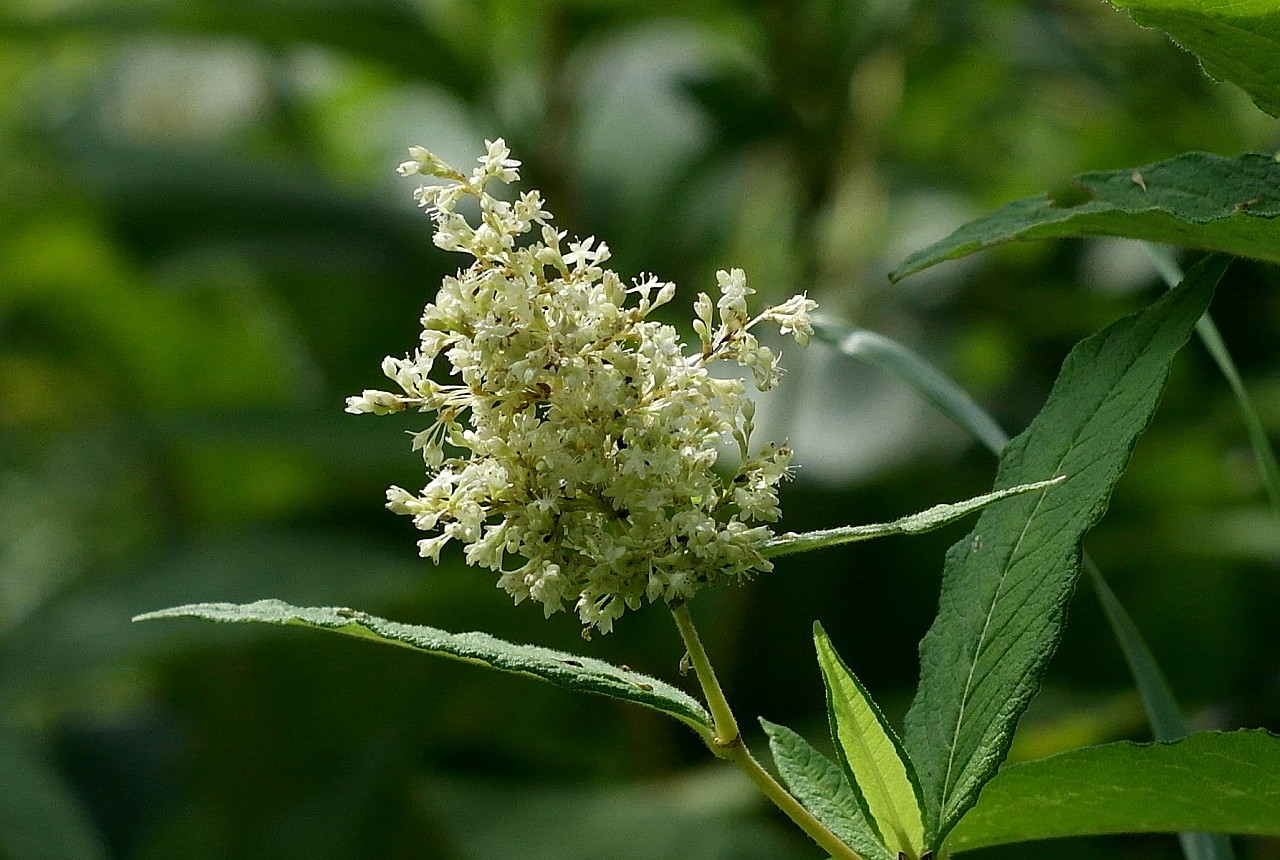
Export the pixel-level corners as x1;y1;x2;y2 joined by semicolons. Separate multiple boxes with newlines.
135;600;713;734
761;719;893;860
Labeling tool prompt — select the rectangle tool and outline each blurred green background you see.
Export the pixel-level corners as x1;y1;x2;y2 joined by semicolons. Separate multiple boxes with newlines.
1;1;1277;858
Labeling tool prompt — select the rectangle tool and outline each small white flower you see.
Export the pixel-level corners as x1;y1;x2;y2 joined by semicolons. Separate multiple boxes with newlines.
762;293;819;346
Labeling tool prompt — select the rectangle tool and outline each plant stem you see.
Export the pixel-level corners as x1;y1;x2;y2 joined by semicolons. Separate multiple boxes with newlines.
670;603;739;746
670;603;866;860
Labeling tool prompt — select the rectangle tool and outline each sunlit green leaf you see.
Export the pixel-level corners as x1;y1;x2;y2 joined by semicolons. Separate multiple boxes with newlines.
814;624;926;860
763;477;1063;559
761;719;894;860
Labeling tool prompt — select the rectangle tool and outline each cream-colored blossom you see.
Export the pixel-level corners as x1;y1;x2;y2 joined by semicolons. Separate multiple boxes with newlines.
347;139;816;633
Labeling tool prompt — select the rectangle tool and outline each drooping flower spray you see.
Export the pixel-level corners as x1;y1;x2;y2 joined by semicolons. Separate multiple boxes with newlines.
347;139;817;634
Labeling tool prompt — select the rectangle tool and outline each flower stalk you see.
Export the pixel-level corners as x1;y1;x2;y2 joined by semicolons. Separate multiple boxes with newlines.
671;603;865;860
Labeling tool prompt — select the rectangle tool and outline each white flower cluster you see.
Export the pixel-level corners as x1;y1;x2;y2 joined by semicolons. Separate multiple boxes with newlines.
347;139;816;633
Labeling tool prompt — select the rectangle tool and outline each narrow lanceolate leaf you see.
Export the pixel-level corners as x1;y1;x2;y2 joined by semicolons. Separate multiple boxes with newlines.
945;730;1280;852
812;322;1010;456
815;623;927;860
764;477;1063;559
134;600;713;735
903;256;1226;848
1107;0;1280;118
889;153;1280;282
760;719;894;860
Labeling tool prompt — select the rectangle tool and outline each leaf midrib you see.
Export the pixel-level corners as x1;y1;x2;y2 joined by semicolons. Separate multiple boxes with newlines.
935;317;1167;818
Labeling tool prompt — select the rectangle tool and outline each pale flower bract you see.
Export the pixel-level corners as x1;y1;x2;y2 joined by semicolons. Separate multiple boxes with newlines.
347;139;817;633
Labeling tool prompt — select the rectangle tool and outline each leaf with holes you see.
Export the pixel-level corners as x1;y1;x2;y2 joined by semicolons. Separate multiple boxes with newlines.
890;153;1280;282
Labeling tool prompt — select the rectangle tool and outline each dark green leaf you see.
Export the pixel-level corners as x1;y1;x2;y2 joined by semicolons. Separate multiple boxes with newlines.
903;256;1226;847
946;730;1280;852
890;153;1280;282
1107;0;1280;117
133;600;714;735
760;719;893;860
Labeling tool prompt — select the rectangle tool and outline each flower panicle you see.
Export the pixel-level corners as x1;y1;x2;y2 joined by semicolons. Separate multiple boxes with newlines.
347;139;816;633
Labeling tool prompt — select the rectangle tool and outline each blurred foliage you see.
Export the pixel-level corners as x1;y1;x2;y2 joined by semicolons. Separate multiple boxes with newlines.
0;0;1276;857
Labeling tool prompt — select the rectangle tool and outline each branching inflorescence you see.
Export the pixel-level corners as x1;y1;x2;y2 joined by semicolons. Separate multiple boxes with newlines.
347;140;816;633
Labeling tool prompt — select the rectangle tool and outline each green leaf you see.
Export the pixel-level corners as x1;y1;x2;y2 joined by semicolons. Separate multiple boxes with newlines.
763;477;1063;559
760;719;894;860
0;719;107;860
814;623;927;860
1107;0;1280;118
812;318;1238;860
134;600;713;736
945;730;1280;852
902;255;1226;848
814;314;1238;860
889;153;1280;282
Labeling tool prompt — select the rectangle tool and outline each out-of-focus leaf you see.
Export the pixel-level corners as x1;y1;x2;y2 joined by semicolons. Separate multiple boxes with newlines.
945;730;1280;852
1147;245;1280;528
890;153;1280;281
761;718;893;860
0;719;107;860
134;600;715;735
0;0;482;98
903;256;1224;847
1106;0;1280;117
419;767;809;860
812;323;1010;456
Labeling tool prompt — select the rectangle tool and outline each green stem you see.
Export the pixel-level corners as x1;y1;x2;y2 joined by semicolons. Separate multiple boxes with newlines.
670;603;865;860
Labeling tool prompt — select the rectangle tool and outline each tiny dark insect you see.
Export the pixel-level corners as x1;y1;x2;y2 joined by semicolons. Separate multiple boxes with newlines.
560;659;583;667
